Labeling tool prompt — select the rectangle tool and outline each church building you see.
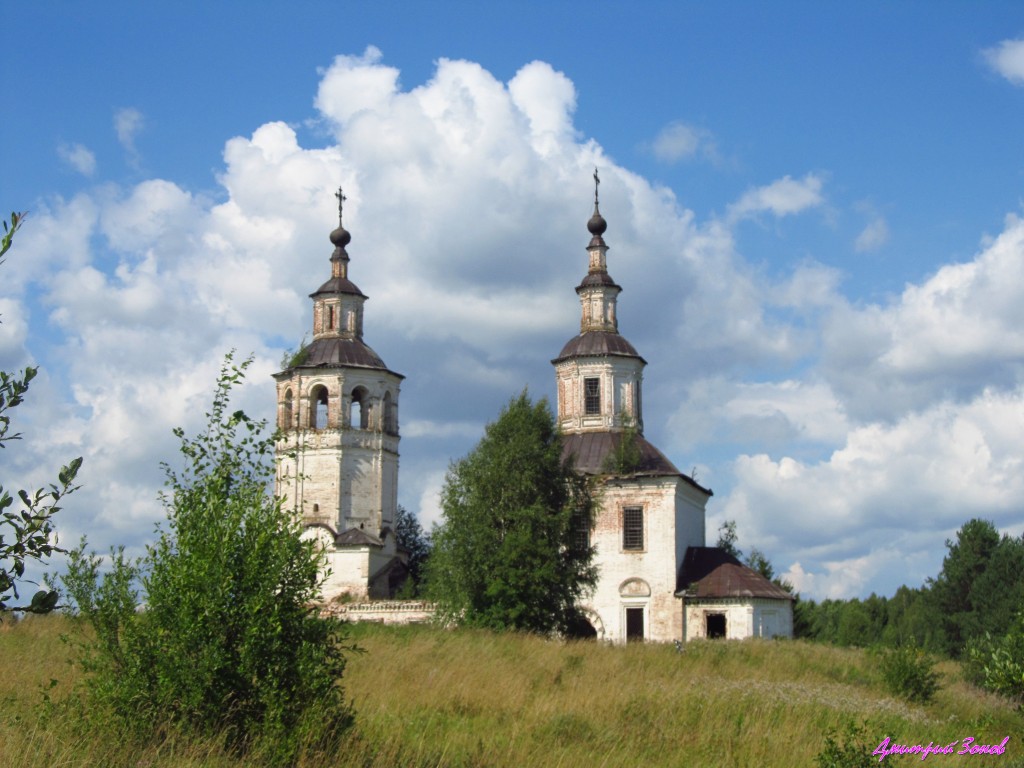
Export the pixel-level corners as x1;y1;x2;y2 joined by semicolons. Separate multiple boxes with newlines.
274;190;406;600
274;182;793;642
552;175;712;643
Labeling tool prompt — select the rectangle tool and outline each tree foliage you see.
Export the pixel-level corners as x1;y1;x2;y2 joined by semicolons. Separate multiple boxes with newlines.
926;518;1023;658
601;415;643;475
716;519;741;559
797;518;1024;679
965;609;1024;703
1;211;82;618
60;354;353;762
427;391;596;634
394;504;431;596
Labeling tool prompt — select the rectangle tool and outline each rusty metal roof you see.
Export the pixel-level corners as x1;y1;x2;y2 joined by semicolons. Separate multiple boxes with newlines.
294;336;403;377
335;527;383;548
552;331;646;363
577;272;620;289
676;546;793;600
310;276;367;298
561;431;712;495
562;430;678;475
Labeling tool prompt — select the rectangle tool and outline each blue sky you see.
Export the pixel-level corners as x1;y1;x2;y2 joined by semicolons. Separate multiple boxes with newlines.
3;2;1024;601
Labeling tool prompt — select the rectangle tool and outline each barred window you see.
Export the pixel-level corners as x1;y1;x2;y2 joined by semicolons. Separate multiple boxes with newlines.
584;377;601;415
623;506;643;550
571;509;590;552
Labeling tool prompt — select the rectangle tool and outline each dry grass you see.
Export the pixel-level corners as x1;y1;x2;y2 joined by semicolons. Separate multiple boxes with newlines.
1;614;1021;767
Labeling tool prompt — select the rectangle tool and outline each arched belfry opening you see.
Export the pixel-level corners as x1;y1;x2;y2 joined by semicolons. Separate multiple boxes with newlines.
310;385;329;430
383;391;398;435
281;388;294;430
350;386;369;430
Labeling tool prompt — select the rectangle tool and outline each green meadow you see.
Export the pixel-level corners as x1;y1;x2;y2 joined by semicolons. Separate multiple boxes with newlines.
2;615;1020;767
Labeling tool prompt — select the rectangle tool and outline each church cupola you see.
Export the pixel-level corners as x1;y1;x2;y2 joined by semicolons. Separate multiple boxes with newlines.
578;172;621;333
553;170;646;435
311;189;368;342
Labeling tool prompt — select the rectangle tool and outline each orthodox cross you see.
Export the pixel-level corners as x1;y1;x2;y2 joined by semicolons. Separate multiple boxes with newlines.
335;187;347;222
593;168;600;206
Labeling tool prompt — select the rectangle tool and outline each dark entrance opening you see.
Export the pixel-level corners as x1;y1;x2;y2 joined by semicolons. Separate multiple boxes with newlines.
565;613;598;641
625;607;644;642
706;613;726;639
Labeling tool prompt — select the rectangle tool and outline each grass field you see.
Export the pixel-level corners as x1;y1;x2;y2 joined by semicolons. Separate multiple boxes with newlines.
1;614;1020;767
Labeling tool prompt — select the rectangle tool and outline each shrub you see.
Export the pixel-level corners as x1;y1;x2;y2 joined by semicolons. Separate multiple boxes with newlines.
878;645;940;704
60;354;354;764
965;611;1024;703
815;721;877;768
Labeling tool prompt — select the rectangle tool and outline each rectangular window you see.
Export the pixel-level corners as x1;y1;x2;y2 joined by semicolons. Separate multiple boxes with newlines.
584;377;600;415
622;506;643;550
571;508;590;552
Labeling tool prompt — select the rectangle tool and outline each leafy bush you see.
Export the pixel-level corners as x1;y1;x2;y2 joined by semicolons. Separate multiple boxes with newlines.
965;611;1024;703
60;354;354;764
815;721;877;768
1;211;82;619
878;645;940;704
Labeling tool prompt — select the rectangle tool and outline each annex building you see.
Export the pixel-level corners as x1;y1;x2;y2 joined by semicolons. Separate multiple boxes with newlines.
273;182;793;643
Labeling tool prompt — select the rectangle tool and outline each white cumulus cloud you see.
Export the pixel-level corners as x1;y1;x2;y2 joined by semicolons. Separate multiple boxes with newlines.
728;173;824;222
983;38;1024;86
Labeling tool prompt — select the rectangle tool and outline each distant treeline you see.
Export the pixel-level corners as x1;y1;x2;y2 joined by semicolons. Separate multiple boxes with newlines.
793;518;1024;660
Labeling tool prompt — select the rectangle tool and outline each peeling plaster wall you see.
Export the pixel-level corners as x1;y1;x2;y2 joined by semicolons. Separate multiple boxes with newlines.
584;475;707;643
683;598;794;641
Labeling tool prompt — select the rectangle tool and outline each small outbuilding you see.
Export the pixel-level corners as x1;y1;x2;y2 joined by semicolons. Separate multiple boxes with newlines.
676;546;794;641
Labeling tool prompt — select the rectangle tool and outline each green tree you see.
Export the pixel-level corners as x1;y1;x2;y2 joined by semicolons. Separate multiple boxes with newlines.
1;211;82;618
394;504;431;596
60;354;352;762
716;519;741;559
927;518;1001;657
427;391;596;634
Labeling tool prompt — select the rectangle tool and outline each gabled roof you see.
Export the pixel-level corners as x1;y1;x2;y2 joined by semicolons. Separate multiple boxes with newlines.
676;546;793;600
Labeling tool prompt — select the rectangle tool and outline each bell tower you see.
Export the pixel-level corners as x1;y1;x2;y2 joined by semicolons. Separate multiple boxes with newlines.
274;189;404;599
553;169;646;435
553;171;711;644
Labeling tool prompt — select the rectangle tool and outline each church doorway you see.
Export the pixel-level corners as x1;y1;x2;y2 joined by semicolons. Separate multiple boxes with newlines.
706;613;726;639
625;607;645;643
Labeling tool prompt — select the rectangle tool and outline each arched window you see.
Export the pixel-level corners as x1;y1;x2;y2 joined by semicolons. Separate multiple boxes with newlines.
383;391;397;435
350;386;369;430
310;385;329;429
281;388;294;430
327;305;335;330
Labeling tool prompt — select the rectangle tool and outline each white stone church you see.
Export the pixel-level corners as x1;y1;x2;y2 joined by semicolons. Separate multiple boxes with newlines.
274;183;793;643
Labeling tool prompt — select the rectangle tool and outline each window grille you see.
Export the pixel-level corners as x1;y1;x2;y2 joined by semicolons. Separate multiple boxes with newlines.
584;377;601;415
623;506;643;550
571;509;590;552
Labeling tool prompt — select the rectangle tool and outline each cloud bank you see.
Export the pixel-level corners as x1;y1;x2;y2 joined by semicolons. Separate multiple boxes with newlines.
6;48;1024;600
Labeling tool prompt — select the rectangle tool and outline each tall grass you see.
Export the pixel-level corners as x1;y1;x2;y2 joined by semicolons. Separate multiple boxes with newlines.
2;614;1020;767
